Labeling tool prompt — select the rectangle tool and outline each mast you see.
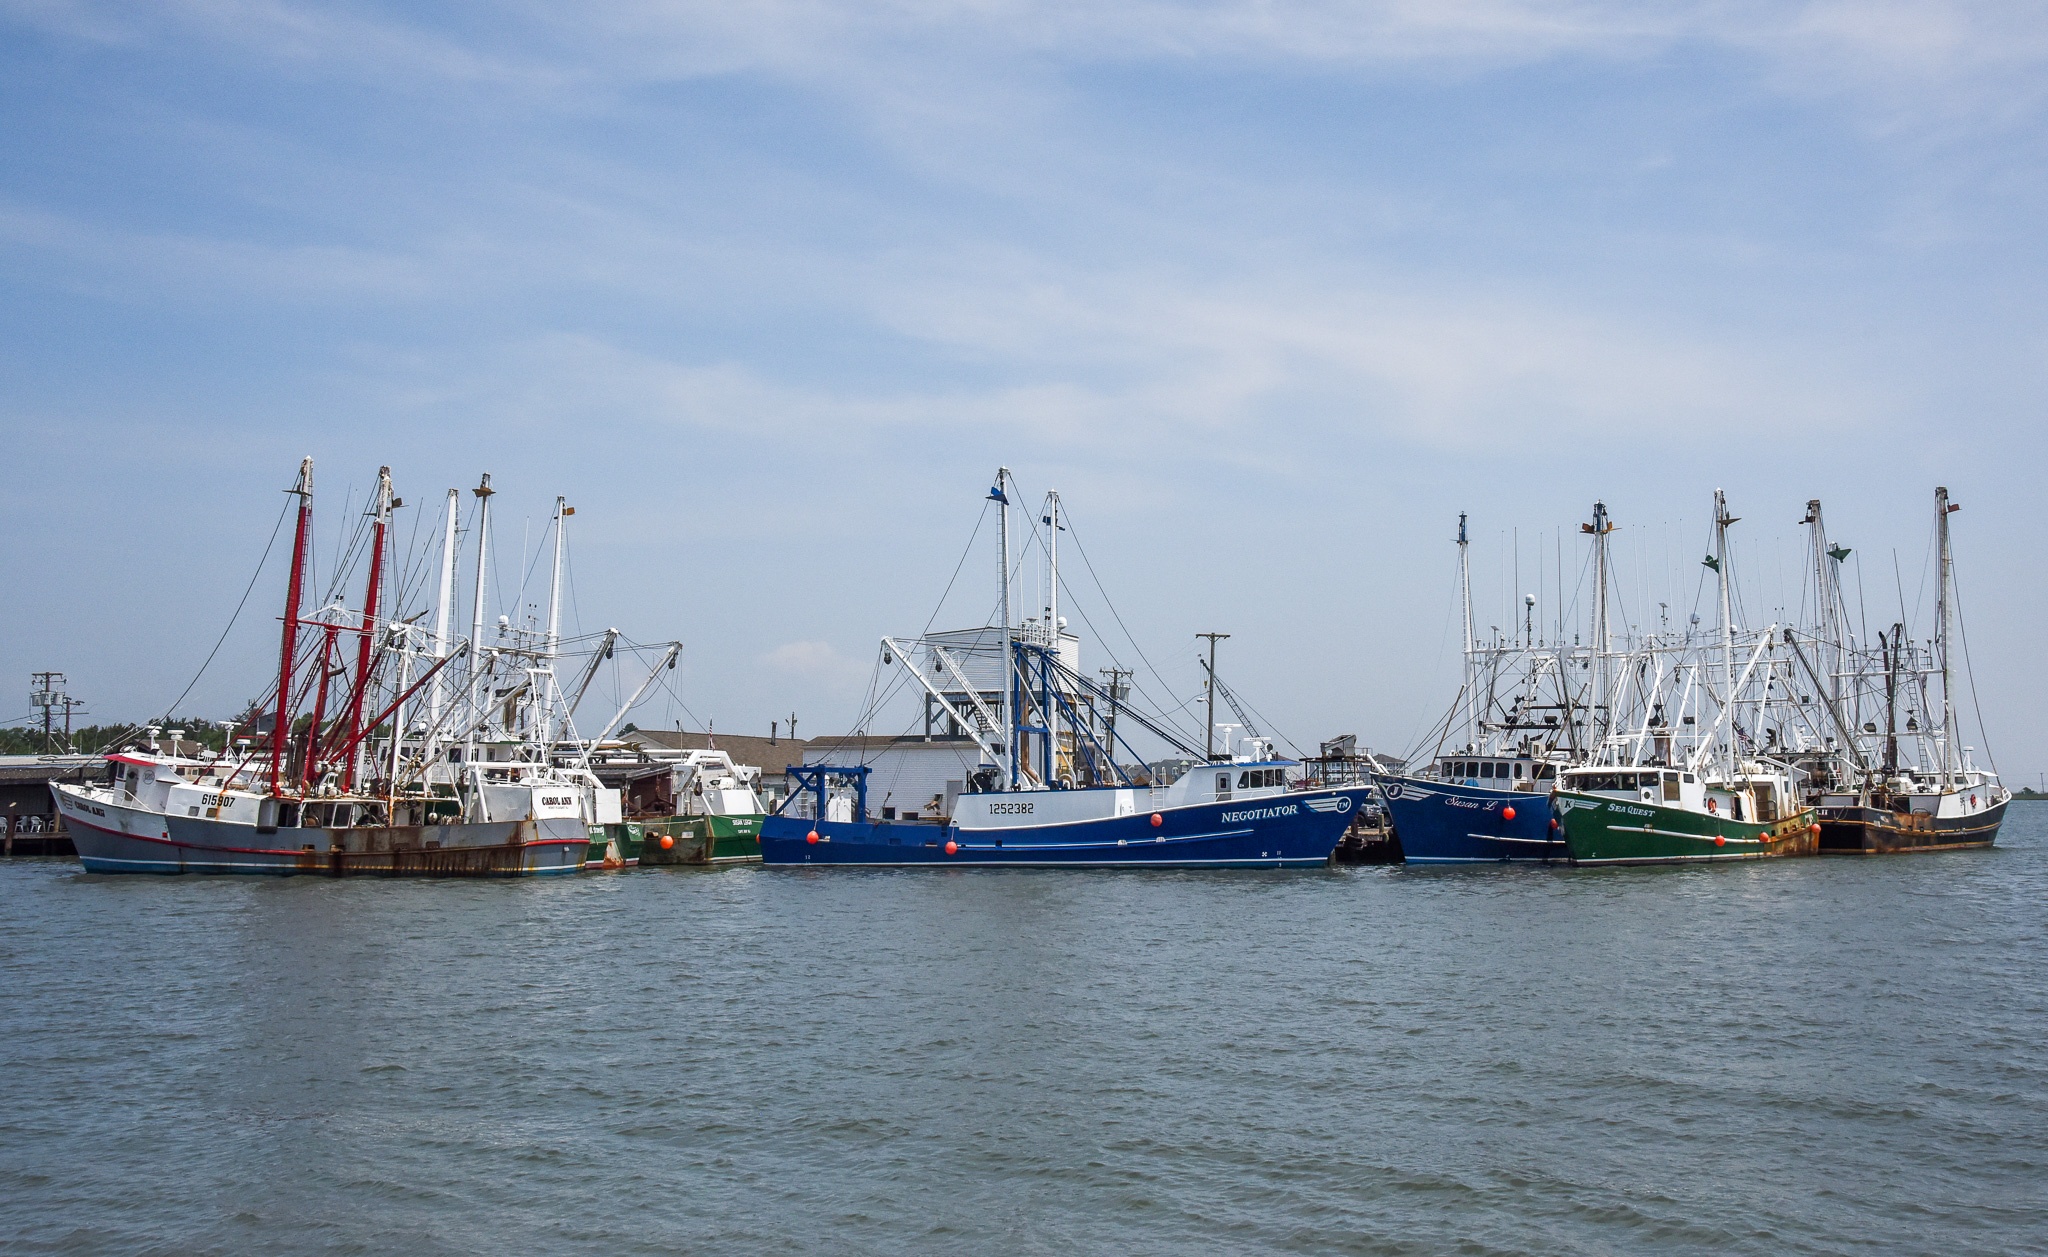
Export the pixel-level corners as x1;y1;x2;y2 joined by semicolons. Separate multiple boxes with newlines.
1883;623;1900;785
1457;513;1475;750
340;466;393;791
1199;632;1230;760
1044;489;1062;781
466;473;495;754
270;457;314;796
542;495;569;745
1586;501;1614;746
990;468;1015;788
428;488;459;728
1714;489;1737;776
1934;486;1957;786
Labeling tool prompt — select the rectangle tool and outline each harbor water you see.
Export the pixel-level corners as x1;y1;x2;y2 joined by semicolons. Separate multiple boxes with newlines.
4;808;2046;1254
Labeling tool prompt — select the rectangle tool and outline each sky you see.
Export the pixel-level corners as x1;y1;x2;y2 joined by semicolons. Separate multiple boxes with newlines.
1;1;2044;781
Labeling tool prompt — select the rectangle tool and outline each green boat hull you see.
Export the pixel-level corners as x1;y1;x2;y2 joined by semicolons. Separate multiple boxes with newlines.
693;813;763;863
583;823;645;869
633;814;764;866
1557;792;1818;866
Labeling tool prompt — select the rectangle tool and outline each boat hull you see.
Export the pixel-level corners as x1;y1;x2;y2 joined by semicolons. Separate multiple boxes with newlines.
1556;791;1817;866
1377;775;1563;864
629;814;763;866
54;784;584;877
1817;799;2005;854
761;786;1370;868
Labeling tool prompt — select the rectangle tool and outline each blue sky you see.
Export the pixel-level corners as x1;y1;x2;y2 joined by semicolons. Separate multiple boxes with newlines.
2;2;2044;780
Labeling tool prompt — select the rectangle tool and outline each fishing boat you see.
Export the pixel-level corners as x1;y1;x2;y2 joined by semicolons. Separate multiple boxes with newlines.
759;470;1369;868
52;460;620;876
1375;508;1625;863
593;747;768;867
1792;490;2009;853
1554;491;1818;866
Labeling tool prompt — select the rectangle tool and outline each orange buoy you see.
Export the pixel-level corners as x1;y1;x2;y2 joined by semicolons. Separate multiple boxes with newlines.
806;831;820;844
1714;835;1726;846
660;834;675;850
1502;806;1517;822
1150;813;1163;827
944;840;959;855
1549;818;1559;830
1809;823;1821;837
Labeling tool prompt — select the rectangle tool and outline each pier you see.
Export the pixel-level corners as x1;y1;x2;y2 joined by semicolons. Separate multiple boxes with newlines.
0;755;97;857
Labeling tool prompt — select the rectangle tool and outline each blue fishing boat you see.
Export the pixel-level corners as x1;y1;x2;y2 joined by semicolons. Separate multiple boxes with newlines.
761;469;1366;869
1380;507;1613;864
1375;756;1562;864
762;762;1369;868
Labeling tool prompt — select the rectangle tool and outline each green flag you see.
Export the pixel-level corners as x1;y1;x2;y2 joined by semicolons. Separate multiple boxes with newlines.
1702;554;1720;572
1828;545;1851;563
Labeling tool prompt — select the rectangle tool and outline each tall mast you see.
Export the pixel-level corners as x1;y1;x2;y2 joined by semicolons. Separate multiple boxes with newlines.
542;495;569;745
1457;513;1475;750
990;468;1015;788
1199;632;1230;760
270;457;314;796
428;488;459;728
1044;489;1061;778
466;473;494;752
340;466;393;791
1586;501;1613;746
1801;498;1849;709
1714;489;1737;775
1934;486;1957;786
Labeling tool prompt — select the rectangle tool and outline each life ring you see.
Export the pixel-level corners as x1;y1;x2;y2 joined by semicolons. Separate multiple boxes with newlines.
1706;797;1717;814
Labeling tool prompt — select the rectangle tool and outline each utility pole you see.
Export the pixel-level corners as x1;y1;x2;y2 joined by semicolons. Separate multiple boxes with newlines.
1197;633;1230;761
30;673;64;753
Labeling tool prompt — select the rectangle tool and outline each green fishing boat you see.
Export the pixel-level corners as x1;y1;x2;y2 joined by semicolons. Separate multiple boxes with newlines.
1555;765;1816;865
582;821;645;868
1556;488;1818;867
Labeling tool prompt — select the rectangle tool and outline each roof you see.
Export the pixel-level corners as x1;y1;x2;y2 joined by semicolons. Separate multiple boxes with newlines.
621;729;813;774
0;756;103;785
797;733;984;761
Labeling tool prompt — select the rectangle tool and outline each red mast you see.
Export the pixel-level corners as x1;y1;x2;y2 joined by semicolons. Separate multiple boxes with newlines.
301;625;341;790
340;467;394;792
270;458;314;796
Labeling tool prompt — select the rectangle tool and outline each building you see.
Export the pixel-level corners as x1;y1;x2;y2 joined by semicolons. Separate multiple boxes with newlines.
614;728;812;808
797;733;990;820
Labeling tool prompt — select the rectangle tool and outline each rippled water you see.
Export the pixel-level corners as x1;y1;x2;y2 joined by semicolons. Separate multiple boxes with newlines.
4;807;2046;1254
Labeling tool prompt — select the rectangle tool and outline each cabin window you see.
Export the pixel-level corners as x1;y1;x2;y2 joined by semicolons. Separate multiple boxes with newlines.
1216;772;1231;799
1476;763;1492;779
1662;772;1680;802
1513;764;1524;779
1237;772;1250;789
1535;764;1554;780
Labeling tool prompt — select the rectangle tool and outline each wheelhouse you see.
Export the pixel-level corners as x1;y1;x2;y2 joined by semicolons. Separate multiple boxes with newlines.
1433;756;1553;788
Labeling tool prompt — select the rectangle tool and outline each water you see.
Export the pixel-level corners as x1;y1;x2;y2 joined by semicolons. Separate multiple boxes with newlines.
5;808;2046;1255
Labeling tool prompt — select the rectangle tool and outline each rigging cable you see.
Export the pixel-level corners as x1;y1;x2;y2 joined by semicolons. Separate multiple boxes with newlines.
96;490;294;752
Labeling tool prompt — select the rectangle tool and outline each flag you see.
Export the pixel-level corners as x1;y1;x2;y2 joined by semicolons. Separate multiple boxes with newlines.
988;485;1008;504
1828;545;1851;563
1702;554;1720;572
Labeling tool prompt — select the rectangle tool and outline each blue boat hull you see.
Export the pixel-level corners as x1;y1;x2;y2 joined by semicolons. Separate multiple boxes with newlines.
762;786;1371;869
1378;775;1563;864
